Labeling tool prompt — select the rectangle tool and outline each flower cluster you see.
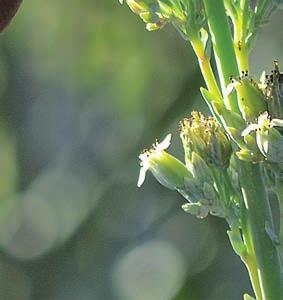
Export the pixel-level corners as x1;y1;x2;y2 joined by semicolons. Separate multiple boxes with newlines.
119;0;186;31
180;111;232;169
138;112;238;222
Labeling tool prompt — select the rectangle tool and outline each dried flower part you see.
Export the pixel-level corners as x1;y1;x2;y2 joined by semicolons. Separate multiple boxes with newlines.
259;61;283;119
0;0;22;33
180;111;232;169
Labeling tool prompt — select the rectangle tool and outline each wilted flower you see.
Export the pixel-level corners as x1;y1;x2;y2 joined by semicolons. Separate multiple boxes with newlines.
259;61;283;119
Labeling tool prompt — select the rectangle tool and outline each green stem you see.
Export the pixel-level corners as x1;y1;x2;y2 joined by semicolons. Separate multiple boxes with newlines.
215;168;262;298
239;161;282;300
190;40;222;99
241;210;263;300
275;179;283;260
222;169;262;299
203;0;240;113
235;44;249;73
234;0;250;72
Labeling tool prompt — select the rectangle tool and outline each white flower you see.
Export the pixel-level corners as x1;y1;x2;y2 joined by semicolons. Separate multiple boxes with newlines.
241;112;283;163
137;134;172;187
241;112;283;136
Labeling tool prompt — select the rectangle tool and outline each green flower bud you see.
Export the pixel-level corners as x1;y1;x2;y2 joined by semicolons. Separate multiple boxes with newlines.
180;112;233;169
120;0;173;31
182;202;210;219
226;73;267;122
191;152;214;184
119;0;149;14
236;148;264;163
182;180;226;219
183;177;203;201
157;1;173;18
137;134;191;189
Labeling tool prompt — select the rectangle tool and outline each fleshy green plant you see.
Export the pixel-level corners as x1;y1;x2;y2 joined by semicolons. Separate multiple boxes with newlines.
119;1;283;299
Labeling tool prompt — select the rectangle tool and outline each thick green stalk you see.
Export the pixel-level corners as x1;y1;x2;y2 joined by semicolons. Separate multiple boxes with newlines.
241;210;263;300
203;0;240;113
275;181;283;260
239;161;282;300
222;170;262;299
200;3;282;297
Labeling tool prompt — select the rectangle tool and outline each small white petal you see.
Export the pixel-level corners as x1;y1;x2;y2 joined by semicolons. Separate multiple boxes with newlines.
271;118;283;127
224;83;235;97
242;124;258;136
257;112;269;125
158;134;172;150
260;71;266;84
139;152;149;163
137;166;147;187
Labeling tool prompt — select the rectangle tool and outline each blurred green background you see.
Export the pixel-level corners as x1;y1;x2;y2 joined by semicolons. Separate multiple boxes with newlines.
0;1;282;299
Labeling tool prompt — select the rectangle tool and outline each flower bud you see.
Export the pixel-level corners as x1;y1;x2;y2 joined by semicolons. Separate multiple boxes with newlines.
137;134;191;189
180;112;233;169
124;0;149;14
227;73;267;122
182;202;209;219
120;0;170;31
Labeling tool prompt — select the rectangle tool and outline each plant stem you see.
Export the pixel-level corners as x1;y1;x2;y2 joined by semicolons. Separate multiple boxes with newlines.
190;40;222;99
234;0;250;72
241;210;263;300
222;169;262;299
203;0;240;113
235;44;249;73
275;180;283;260
239;161;282;300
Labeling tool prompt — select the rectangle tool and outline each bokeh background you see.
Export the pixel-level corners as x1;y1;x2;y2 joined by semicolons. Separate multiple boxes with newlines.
0;1;282;299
